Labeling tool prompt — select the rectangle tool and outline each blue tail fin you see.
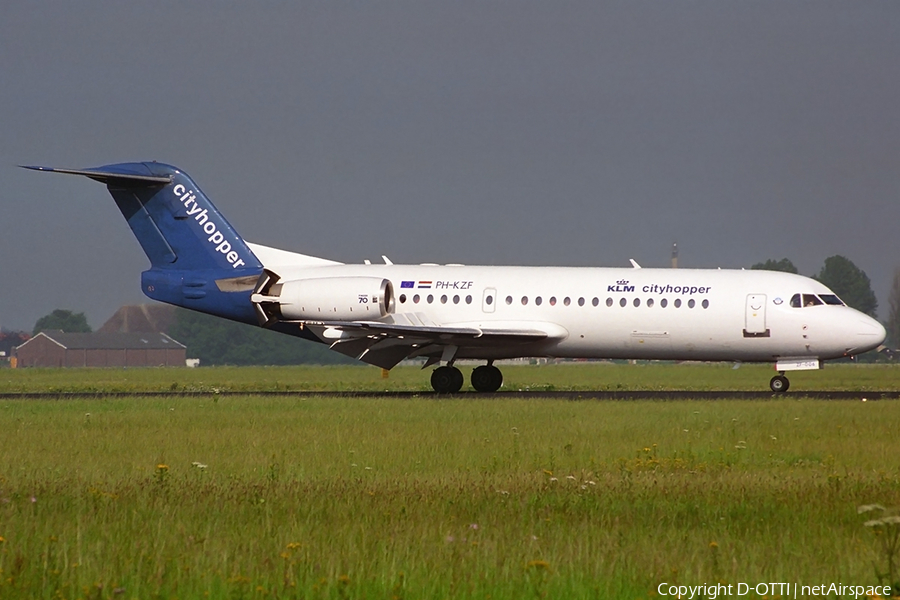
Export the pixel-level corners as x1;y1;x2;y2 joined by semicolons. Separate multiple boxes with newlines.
23;162;263;272
23;162;265;325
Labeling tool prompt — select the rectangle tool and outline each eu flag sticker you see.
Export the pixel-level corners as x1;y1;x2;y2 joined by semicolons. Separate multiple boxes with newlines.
400;281;414;288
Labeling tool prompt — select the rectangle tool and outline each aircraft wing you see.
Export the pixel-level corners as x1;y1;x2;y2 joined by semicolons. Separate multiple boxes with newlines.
297;318;567;369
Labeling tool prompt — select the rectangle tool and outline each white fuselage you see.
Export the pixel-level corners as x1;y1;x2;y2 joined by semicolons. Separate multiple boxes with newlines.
261;259;885;363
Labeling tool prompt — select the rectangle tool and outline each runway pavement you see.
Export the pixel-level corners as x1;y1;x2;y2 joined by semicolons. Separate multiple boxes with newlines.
1;390;897;400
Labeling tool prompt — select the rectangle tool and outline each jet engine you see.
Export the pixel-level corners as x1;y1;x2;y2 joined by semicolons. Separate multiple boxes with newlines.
250;269;394;326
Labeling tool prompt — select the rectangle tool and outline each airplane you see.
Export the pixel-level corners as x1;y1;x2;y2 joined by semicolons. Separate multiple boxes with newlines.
23;162;886;393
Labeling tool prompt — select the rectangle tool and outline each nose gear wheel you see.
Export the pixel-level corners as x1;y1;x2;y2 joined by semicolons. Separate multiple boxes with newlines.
770;374;790;393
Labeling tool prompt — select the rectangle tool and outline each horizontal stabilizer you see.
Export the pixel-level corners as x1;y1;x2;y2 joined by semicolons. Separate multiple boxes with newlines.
20;165;172;185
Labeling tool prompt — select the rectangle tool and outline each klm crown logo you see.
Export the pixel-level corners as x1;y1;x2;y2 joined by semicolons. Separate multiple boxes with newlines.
608;279;635;293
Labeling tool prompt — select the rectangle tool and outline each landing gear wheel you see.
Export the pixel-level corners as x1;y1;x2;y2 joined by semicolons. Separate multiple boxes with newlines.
471;365;503;392
431;366;464;393
770;375;790;393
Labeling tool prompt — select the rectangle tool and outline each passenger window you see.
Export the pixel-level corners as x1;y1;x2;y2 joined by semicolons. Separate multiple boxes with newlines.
521;296;528;305
702;299;709;309
688;299;695;308
790;294;801;308
606;298;613;307
660;298;668;308
803;294;823;307
564;297;571;306
413;294;420;304
506;296;513;305
674;299;682;308
578;297;585;306
399;294;407;304
441;295;448;304
535;296;543;306
633;298;640;307
619;298;627;307
453;295;460;304
549;296;557;306
647;298;654;308
427;294;434;304
592;297;599;307
485;295;493;305
466;295;472;304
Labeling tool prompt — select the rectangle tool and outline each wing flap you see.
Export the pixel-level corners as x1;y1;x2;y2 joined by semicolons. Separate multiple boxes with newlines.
306;320;557;341
301;319;568;369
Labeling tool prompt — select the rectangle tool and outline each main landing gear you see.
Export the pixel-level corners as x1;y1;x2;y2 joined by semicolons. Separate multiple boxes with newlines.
431;365;464;394
769;372;790;393
471;363;503;392
431;362;504;393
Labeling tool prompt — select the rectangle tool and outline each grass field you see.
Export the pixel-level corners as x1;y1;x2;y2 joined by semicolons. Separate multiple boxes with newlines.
1;361;898;394
1;364;899;599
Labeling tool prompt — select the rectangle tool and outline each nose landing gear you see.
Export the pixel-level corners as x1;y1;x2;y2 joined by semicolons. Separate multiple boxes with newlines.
770;373;790;393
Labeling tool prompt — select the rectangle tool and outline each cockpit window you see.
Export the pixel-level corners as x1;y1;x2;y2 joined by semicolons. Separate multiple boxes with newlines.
819;294;844;306
791;293;842;308
802;294;823;307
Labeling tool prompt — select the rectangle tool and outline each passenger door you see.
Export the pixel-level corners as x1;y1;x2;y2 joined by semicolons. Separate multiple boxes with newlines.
743;294;769;337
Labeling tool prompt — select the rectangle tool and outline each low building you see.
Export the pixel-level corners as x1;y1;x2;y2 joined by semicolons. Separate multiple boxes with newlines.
98;304;177;334
14;330;186;368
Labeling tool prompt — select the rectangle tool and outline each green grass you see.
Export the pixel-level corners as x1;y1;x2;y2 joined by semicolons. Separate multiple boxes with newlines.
1;393;899;598
0;361;897;393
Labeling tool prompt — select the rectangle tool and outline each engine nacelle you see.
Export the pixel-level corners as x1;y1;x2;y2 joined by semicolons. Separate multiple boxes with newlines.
251;272;394;324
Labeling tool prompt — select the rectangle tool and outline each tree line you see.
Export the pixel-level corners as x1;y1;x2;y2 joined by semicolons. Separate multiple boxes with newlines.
750;255;878;317
6;307;351;367
752;255;900;350
167;309;354;366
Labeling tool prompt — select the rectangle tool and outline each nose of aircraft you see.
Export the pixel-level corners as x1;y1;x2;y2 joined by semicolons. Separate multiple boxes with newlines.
850;314;886;354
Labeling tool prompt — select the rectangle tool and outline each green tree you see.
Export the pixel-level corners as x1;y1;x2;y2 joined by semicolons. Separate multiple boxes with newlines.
0;330;30;356
750;258;798;274
168;309;355;366
887;267;900;349
33;309;92;335
814;255;878;317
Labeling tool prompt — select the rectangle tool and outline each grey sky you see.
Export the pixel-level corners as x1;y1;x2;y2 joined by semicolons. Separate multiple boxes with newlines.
2;1;898;331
